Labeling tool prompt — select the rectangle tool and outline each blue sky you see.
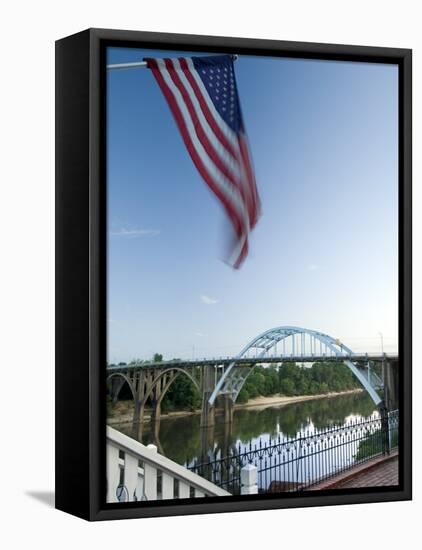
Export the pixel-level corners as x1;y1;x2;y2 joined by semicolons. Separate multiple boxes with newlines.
106;47;398;362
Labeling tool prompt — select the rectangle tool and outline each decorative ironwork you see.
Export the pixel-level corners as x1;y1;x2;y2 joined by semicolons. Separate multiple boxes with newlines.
116;484;129;502
188;410;399;494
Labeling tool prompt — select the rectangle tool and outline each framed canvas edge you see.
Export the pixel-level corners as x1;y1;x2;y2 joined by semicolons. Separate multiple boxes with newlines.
56;28;412;522
56;29;92;521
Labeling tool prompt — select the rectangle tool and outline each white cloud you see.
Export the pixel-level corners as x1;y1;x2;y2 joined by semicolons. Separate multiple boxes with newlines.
200;294;218;305
110;228;160;237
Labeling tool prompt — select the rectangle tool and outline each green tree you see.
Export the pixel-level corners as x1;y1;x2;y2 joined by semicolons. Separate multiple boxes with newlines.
161;374;201;411
280;378;296;396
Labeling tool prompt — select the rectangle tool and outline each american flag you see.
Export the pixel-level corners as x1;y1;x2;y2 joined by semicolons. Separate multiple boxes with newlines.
145;54;261;268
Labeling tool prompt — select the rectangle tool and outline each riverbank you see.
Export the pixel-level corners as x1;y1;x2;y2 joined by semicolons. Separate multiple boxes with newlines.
237;388;363;410
107;388;364;426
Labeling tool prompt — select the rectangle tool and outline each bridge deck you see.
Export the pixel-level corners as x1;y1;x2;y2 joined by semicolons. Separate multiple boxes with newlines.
107;354;398;371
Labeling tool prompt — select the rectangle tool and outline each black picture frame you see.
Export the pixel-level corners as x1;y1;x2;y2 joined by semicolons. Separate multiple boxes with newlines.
55;28;412;521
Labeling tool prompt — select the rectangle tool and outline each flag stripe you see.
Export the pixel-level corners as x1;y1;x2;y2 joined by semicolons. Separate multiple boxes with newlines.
156;59;249;235
181;59;259;229
179;59;257;225
238;133;260;228
146;55;259;268
149;59;249;243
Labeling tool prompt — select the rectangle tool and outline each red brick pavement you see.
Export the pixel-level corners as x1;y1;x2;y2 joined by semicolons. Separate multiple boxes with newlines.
334;456;398;489
310;451;399;490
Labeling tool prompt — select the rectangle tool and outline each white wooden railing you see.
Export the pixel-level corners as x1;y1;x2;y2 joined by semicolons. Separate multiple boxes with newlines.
106;426;231;502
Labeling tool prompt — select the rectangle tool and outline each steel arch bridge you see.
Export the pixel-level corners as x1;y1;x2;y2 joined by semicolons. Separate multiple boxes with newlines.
107;325;394;430
207;326;383;406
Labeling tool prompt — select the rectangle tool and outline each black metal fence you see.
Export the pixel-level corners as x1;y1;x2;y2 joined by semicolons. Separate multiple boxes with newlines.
188;410;399;494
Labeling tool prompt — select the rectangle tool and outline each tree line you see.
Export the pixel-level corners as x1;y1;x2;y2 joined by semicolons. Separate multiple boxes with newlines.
108;356;363;412
237;361;361;403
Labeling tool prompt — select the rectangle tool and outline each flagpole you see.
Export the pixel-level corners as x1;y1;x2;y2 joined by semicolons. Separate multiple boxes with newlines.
106;54;238;71
107;61;148;70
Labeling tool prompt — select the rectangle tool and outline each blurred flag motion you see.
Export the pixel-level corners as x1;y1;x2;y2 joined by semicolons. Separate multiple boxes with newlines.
145;55;261;268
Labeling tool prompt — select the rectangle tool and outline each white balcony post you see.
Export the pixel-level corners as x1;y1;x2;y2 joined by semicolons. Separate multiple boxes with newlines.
179;481;190;498
241;463;258;495
106;444;120;503
161;472;174;500
124;453;139;502
144;444;158;500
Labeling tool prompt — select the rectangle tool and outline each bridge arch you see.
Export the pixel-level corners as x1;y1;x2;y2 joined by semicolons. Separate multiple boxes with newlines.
208;326;382;407
107;366;202;410
106;372;136;402
143;366;202;406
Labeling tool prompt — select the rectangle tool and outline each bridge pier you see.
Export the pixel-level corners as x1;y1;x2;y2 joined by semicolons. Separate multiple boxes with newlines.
223;395;234;424
200;365;217;427
151;400;161;424
382;358;399;411
151;417;164;454
200;396;215;427
133;370;148;426
133;398;144;424
150;383;162;425
222;418;234;457
131;399;145;440
199;424;215;462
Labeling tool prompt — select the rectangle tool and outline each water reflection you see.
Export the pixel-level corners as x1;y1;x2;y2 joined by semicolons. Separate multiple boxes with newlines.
113;392;377;466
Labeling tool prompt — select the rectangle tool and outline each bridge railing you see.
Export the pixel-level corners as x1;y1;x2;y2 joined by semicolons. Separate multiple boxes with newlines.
106;426;230;502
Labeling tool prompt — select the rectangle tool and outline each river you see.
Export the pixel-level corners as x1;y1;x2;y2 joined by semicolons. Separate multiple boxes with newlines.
113;391;378;475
